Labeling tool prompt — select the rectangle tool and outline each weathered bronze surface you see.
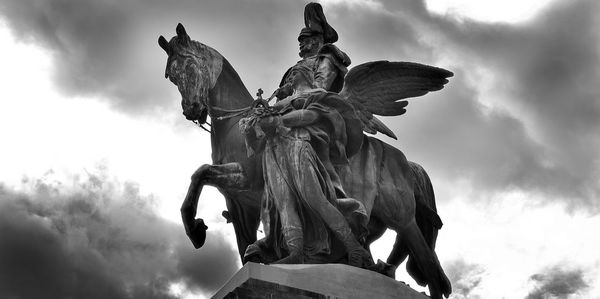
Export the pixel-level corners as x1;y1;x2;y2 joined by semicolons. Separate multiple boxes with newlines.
159;3;453;298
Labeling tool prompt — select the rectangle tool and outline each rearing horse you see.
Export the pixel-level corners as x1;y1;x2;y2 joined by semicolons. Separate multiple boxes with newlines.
159;24;451;299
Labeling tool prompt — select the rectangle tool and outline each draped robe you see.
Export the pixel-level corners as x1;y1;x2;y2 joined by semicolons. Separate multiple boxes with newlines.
242;90;367;263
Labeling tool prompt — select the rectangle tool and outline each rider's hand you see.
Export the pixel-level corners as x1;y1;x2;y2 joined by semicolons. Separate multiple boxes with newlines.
275;83;293;100
258;115;281;131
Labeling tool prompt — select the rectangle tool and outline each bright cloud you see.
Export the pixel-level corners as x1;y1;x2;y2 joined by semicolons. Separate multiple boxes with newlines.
425;0;557;23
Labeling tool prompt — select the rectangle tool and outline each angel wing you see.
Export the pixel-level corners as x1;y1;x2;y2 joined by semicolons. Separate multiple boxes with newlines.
339;61;453;139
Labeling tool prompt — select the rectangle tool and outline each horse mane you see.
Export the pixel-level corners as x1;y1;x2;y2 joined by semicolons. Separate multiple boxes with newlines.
169;36;212;59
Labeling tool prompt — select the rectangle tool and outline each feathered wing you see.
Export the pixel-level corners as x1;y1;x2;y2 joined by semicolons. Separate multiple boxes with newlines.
339;61;453;139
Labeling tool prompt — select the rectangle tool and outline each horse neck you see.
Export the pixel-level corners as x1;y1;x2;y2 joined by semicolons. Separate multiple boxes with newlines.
208;58;253;164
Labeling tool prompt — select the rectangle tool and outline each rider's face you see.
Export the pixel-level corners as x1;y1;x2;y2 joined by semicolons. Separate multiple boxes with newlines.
289;70;302;86
298;36;321;58
288;68;312;90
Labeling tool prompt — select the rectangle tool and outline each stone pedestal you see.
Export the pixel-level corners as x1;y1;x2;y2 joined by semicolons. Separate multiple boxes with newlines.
212;262;428;299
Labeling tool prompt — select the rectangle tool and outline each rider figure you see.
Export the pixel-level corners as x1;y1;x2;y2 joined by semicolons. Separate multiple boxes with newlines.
275;2;351;99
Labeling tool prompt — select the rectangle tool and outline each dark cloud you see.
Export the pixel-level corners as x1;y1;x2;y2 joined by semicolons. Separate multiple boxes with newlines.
322;2;429;62
392;72;552;197
0;0;139;109
444;258;485;299
526;265;590;299
0;172;238;299
444;1;600;208
440;0;599;200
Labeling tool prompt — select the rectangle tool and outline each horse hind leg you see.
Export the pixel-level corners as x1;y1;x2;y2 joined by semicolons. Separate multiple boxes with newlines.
386;233;409;267
402;220;451;299
387;232;431;287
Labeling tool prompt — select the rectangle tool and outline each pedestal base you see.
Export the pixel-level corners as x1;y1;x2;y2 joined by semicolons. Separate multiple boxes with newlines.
212;262;428;299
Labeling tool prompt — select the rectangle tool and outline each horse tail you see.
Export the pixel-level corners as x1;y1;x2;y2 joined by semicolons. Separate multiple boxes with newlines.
406;161;444;286
411;161;442;244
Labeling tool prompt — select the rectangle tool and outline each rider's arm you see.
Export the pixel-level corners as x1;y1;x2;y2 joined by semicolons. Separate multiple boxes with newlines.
272;98;307;111
314;57;338;91
281;109;320;127
259;109;321;130
272;95;294;110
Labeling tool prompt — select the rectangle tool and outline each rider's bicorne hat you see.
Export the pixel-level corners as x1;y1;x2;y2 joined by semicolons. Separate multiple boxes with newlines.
298;2;338;43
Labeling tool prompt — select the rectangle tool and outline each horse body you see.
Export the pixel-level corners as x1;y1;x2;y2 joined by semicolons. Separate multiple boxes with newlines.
160;24;450;298
350;135;443;285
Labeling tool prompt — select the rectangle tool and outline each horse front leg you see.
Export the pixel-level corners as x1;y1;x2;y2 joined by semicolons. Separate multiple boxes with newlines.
180;162;251;249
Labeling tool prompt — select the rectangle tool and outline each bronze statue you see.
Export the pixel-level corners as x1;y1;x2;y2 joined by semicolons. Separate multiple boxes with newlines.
158;3;454;297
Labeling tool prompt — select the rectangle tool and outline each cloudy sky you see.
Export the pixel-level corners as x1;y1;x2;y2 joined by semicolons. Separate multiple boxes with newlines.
1;0;599;298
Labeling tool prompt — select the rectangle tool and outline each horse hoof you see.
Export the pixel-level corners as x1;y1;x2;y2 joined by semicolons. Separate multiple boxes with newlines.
188;218;208;249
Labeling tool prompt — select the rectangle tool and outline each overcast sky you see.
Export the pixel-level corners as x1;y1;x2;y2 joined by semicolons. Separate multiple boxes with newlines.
1;0;599;298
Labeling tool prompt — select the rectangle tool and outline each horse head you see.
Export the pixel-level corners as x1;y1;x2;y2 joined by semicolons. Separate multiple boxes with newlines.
159;23;223;124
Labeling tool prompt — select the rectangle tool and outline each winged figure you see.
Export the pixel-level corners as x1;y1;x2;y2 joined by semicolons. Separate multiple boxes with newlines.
238;60;454;297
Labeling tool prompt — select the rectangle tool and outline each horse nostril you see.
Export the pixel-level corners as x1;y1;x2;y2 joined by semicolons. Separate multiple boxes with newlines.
192;102;200;109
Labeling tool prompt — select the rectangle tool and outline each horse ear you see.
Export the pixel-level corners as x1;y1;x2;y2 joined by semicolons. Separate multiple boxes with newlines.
158;36;170;54
176;23;187;37
176;23;191;45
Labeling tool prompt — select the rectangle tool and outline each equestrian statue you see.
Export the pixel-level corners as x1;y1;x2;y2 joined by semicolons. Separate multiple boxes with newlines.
158;3;453;298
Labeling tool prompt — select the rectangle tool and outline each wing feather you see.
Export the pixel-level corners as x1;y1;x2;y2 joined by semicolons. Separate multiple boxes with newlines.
340;61;452;137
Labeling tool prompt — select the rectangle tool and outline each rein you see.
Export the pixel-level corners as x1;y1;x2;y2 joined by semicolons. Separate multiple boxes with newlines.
191;106;251;135
202;95;276;136
193;120;212;133
212;106;252;121
210;89;277;121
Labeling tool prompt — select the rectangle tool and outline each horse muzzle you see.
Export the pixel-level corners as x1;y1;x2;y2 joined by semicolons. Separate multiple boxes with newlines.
182;102;208;123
